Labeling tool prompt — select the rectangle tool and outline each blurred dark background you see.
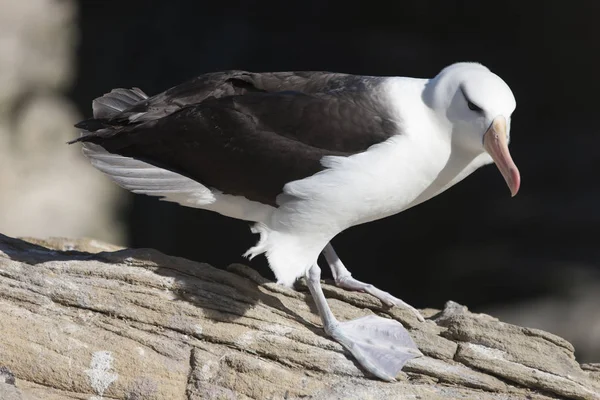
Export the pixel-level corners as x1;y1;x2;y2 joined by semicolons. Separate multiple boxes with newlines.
67;1;599;360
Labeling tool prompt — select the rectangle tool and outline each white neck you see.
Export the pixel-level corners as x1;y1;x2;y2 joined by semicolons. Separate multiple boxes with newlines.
384;77;493;211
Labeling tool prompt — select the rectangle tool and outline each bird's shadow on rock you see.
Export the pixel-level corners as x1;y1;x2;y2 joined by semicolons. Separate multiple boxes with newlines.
0;233;323;336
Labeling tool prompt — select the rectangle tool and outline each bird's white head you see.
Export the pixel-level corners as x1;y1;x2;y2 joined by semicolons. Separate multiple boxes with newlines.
423;62;520;196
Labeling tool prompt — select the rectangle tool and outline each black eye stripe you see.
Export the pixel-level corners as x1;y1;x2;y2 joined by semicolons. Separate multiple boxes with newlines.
460;87;483;113
467;100;483;112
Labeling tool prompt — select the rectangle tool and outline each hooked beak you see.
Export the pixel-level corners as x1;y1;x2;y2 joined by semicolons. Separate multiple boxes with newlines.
483;116;521;197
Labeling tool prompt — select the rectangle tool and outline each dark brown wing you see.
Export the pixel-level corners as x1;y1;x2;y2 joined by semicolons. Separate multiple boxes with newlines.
83;70;385;126
73;87;397;206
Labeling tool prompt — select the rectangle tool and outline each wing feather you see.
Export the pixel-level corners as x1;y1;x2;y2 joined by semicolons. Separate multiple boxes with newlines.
82;143;215;207
73;72;398;206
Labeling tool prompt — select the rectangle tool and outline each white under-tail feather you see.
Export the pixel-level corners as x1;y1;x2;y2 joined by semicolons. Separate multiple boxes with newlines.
243;222;327;287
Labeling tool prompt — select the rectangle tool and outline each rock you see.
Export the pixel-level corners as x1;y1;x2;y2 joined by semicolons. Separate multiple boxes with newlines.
0;0;124;244
485;282;600;365
0;234;598;400
0;366;23;400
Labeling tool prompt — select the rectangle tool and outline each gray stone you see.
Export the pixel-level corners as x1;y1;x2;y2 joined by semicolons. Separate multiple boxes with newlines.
0;366;16;385
0;234;598;400
0;381;23;400
0;366;23;400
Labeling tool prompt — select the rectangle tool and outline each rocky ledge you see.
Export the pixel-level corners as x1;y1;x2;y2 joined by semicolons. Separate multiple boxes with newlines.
0;234;598;399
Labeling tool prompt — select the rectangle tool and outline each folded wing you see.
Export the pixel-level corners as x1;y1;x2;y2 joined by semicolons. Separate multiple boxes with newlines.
72;72;398;207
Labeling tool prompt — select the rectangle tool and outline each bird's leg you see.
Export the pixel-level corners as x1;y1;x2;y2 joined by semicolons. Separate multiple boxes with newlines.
322;243;425;322
305;263;422;381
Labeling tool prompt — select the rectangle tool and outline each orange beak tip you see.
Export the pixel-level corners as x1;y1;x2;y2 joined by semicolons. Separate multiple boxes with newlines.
510;169;521;197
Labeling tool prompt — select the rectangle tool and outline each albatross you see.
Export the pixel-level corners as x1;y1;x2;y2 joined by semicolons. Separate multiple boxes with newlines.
70;62;520;381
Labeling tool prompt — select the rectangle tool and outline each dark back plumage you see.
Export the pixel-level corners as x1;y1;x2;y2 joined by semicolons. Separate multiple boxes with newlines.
72;71;397;206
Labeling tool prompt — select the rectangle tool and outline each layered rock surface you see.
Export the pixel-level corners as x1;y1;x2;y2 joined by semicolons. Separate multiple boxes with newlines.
0;234;598;400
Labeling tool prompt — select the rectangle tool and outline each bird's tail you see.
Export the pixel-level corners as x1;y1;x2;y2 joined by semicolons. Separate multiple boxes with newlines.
70;86;216;208
70;87;149;141
91;87;148;120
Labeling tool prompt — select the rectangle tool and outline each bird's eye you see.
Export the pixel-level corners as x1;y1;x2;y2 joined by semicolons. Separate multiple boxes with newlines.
467;100;483;112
